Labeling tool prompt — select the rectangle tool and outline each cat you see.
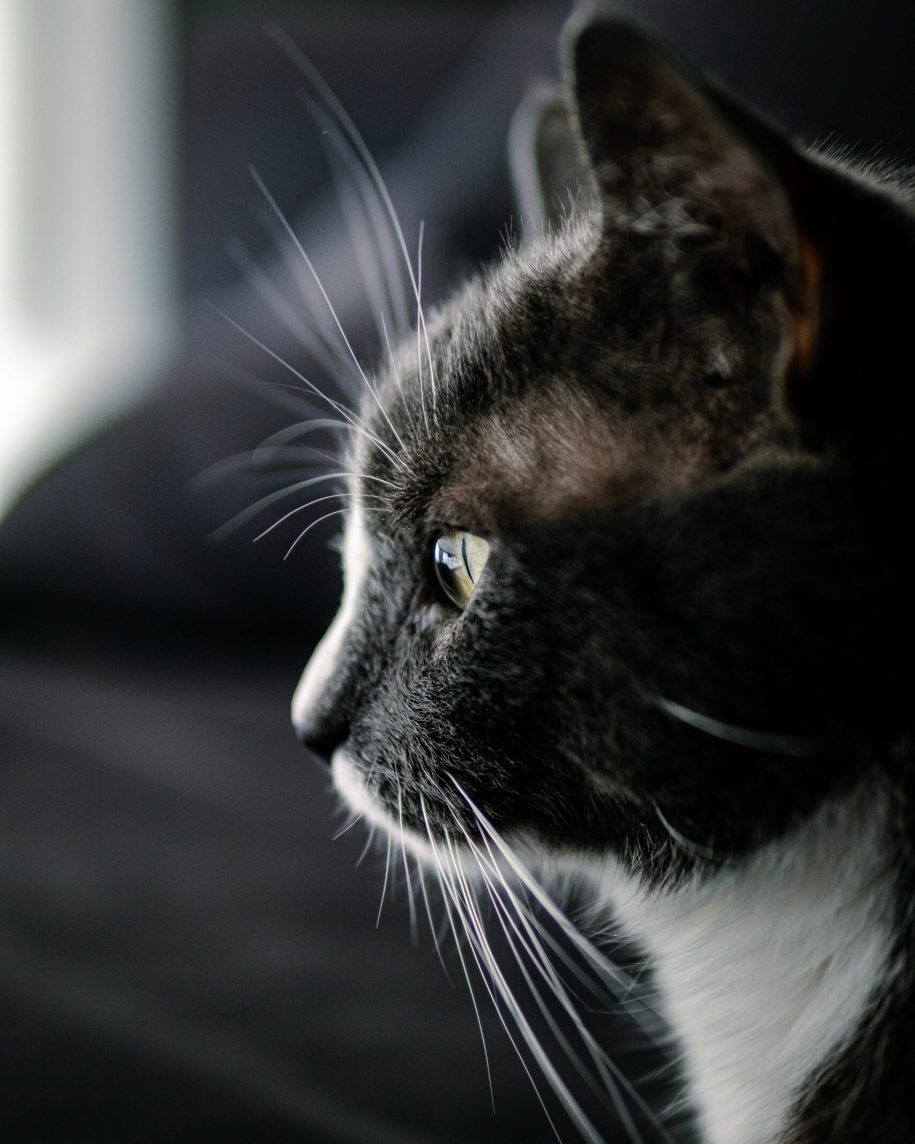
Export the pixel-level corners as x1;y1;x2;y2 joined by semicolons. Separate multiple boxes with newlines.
289;8;915;1143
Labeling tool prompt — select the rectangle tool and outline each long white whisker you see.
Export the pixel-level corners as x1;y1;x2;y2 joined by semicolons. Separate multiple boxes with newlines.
449;779;679;1144
355;823;378;868
267;27;437;425
285;508;352;561
206;302;403;473
449;830;618;1144
301;94;409;338
257;198;361;398
416;220;437;417
211;471;375;543
333;812;364;841
249;167;412;471
420;794;496;1111
466;818;625;1014
304;107;416;456
396;786;418;946
256;418;397;476
462;828;657;1143
414;855;454;986
414;224;429;433
253;492;384;544
268;26;424;323
380;310;417;435
192;449;334;493
653;802;728;865
376;825;394;929
308;99;399;355
451;778;662;1036
224;237;357;385
210;358;328;420
437;831;570;1143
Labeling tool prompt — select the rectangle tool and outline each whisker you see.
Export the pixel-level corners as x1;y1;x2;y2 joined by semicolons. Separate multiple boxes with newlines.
333;812;364;841
253;491;384;544
434;829;564;1141
449;778;679;1143
376;826;394;928
468;821;622;1014
447;830;615;1144
301;95;409;338
451;778;663;1037
208;357;328;420
308;99;399;358
462;829;658;1142
396;785;419;946
414;854;454;986
258;202;361;397
210;470;367;543
268;25;425;323
416;220;437;417
267;26;437;424
414;224;429;433
281;112;414;459
285;507;361;561
380;310;417;435
254;417;387;474
355;823;378;868
249;167;412;471
421;794;496;1111
653;803;729;866
192;450;334;493
206;302;404;474
224;236;356;385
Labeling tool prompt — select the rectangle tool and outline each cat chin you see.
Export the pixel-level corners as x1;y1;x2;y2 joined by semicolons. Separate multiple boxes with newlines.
331;749;452;871
332;748;399;835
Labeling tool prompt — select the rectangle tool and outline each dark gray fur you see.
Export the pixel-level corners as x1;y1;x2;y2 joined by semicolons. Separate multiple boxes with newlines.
298;10;915;1142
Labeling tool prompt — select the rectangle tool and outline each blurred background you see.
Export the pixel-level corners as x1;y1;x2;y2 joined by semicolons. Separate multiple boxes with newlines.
1;1;914;1141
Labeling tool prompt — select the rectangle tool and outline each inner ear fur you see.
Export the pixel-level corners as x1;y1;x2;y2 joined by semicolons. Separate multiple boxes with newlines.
509;83;596;240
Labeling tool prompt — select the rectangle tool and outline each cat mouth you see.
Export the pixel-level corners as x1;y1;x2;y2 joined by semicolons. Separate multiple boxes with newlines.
331;748;439;865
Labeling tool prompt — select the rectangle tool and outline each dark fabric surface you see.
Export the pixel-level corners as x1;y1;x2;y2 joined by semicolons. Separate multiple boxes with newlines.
1;2;913;1141
0;609;671;1143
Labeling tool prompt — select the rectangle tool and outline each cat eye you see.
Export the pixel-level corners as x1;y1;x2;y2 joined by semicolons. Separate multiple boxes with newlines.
432;531;491;609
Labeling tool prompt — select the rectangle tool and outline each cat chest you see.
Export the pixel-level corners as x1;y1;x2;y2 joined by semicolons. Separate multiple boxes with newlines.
603;789;893;1144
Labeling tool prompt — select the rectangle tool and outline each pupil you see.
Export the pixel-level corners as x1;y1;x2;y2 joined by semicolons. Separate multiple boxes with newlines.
461;537;475;583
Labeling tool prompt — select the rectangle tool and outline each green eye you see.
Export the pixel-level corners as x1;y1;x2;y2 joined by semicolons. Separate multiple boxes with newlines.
432;531;491;609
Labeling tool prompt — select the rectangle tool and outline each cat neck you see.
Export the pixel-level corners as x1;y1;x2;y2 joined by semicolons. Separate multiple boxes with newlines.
590;780;901;1144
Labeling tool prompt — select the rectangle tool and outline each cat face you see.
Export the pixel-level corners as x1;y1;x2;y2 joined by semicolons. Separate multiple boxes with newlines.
293;14;914;887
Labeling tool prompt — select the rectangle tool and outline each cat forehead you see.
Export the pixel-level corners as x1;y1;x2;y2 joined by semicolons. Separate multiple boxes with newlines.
436;385;713;526
354;219;792;531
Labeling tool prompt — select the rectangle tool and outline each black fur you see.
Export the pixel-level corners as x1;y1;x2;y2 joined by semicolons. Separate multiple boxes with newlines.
297;10;915;1142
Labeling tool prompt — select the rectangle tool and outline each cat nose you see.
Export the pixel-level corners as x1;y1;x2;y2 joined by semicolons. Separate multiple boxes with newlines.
295;717;346;767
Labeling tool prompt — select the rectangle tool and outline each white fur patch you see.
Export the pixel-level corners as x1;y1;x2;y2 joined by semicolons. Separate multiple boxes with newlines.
331;749;437;866
582;785;893;1144
292;503;371;729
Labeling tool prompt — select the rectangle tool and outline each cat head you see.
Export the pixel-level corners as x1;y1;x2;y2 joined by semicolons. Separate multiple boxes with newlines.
293;10;915;886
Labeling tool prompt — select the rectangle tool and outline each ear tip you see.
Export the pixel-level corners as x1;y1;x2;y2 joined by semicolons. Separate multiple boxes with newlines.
561;5;653;71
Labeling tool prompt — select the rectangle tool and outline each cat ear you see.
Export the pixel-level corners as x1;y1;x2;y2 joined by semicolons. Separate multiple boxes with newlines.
562;13;799;249
509;83;597;240
562;9;824;385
